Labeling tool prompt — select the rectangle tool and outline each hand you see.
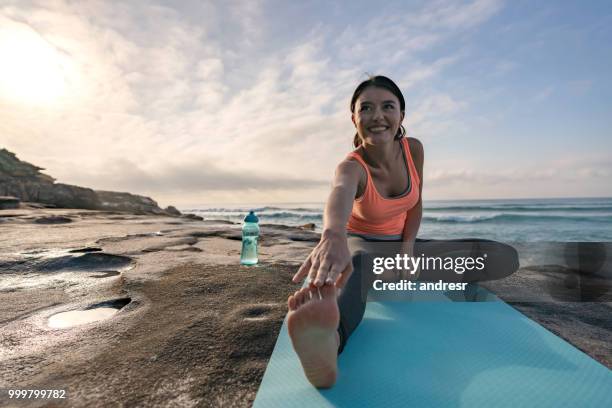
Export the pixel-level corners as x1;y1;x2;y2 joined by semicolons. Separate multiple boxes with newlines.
292;230;353;288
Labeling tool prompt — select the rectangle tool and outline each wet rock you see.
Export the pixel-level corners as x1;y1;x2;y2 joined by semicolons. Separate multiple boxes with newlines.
165;206;182;216
202;219;235;224
189;230;224;238
221;231;243;241
96;190;166;215
69;247;103;253
39;253;133;272
182;213;204;221
299;223;316;231
287;232;320;242
48;298;131;329
35;216;73;224
0;195;20;209
166;244;203;252
89;298;131;310
89;271;121;278
22;202;54;209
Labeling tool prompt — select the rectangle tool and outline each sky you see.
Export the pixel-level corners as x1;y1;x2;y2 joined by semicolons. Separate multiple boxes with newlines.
0;0;611;208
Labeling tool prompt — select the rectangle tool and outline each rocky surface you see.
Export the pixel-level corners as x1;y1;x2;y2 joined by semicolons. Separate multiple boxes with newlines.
0;195;20;209
0;209;610;407
0;209;316;407
0;149;178;216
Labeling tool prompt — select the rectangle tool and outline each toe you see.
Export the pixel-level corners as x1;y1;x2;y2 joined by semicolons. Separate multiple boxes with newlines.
308;287;318;301
293;291;303;307
320;282;336;299
288;295;296;311
299;287;310;302
296;290;307;307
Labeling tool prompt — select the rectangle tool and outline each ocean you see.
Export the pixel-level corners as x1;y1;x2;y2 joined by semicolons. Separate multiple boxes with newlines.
182;197;612;242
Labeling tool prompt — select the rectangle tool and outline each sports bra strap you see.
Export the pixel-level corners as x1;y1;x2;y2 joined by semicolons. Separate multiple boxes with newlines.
346;138;420;187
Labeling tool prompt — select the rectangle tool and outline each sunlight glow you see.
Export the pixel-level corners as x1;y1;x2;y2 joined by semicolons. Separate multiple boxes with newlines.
0;24;74;106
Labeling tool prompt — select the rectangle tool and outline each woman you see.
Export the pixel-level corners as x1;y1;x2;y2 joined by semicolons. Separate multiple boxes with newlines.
287;75;423;388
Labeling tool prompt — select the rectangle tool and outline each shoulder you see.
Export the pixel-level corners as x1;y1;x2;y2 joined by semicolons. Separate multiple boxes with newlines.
406;137;424;159
406;137;424;168
336;157;364;179
334;156;366;192
406;137;424;190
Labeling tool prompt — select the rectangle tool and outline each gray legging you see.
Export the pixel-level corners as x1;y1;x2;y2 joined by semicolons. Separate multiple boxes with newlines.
336;236;519;354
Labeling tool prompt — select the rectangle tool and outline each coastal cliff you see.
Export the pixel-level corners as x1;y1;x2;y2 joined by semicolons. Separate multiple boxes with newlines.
0;148;179;215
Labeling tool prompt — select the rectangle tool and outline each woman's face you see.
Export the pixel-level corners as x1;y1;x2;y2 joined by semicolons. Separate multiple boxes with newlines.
352;86;404;145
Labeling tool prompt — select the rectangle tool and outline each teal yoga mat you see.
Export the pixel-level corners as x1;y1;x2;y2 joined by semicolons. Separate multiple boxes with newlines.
254;289;612;407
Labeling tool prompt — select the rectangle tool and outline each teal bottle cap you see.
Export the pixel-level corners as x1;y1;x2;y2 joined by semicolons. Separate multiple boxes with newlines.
244;210;259;223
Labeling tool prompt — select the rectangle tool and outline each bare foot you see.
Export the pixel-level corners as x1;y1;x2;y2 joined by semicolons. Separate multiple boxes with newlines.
287;283;340;388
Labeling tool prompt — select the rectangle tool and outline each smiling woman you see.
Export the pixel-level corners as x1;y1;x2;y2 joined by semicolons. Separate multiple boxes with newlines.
0;21;74;106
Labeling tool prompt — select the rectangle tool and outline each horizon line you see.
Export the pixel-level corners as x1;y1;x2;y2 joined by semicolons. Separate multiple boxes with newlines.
179;195;612;207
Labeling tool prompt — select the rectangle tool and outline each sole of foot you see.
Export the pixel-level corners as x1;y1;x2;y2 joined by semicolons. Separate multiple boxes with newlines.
287;283;339;388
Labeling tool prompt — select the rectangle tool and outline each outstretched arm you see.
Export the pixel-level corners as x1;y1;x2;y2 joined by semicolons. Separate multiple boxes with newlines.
292;160;362;288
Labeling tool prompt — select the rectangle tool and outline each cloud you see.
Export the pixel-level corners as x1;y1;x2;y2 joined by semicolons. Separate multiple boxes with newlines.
424;154;612;199
419;0;504;30
66;158;329;194
0;0;530;206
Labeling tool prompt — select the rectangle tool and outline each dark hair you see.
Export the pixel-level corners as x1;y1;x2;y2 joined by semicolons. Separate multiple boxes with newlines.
350;75;406;147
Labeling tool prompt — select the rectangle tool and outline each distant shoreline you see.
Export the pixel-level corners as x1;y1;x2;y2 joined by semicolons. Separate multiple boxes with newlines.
181;196;612;207
182;197;612;242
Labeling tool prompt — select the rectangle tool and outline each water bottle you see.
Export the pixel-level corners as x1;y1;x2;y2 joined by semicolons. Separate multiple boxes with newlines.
240;210;260;265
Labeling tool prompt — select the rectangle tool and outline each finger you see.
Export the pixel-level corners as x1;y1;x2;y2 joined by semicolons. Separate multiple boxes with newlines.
314;262;332;287
327;264;346;285
335;263;354;289
307;257;321;284
293;256;312;283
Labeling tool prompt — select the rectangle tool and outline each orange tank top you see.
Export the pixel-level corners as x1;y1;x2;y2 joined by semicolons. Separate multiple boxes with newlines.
346;137;420;239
